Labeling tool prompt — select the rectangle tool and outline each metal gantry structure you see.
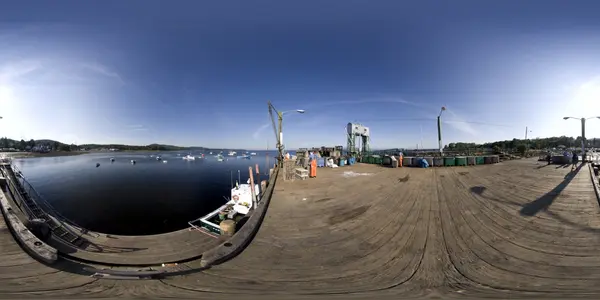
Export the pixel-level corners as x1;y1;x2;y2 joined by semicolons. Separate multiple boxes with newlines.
346;122;370;157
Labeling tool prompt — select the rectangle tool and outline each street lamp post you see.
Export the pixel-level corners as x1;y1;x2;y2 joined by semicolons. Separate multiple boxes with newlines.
563;116;600;162
267;101;305;166
437;106;446;156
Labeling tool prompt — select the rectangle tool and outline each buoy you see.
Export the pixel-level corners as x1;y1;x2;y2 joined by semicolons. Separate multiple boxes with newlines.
96;163;100;168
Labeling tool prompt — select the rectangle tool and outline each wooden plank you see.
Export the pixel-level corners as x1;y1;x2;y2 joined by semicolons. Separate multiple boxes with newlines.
3;159;600;298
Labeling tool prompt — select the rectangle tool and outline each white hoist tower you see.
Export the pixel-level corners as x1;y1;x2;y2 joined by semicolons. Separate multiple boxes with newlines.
347;123;370;156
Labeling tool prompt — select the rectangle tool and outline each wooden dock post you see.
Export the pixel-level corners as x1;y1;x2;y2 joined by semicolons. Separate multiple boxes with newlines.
248;167;257;208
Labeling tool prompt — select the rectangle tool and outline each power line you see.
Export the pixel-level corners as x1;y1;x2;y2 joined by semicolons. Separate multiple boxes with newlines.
443;120;516;128
353;118;434;123
351;118;517;128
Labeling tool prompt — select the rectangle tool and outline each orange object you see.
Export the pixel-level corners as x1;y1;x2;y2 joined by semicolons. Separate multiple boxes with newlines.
399;155;403;167
310;159;317;178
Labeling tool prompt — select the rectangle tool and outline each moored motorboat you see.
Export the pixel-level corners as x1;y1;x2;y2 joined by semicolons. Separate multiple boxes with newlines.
188;179;261;235
182;154;195;161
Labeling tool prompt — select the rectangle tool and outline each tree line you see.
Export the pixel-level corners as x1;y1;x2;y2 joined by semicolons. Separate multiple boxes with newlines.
445;135;600;152
0;138;203;152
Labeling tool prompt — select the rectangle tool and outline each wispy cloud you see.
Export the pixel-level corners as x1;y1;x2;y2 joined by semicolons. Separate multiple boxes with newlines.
442;109;478;136
305;97;428;110
126;124;149;132
252;122;272;140
252;97;427;140
81;62;125;85
0;60;42;84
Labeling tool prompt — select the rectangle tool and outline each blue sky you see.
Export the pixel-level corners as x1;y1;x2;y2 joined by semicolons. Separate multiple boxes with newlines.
2;0;600;149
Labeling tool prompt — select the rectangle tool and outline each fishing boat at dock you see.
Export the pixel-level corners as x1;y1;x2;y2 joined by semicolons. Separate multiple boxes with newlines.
188;179;261;235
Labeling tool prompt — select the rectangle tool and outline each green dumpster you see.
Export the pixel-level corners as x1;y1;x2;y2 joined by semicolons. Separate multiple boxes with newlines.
475;156;485;165
444;157;456;166
373;155;382;164
455;156;467;166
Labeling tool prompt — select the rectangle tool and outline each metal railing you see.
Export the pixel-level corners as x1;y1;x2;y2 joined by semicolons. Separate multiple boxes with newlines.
10;164;97;237
0;164;91;246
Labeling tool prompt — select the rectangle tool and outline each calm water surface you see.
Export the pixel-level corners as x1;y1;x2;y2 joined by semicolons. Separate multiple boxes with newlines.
14;151;277;235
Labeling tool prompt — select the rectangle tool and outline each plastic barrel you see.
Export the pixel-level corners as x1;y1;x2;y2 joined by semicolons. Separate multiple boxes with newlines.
475;156;485;165
467;156;476;165
444;157;456;166
339;159;345;166
455;156;467;166
433;157;444;167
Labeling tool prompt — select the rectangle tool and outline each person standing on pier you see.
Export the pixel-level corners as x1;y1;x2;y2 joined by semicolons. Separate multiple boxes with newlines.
572;151;579;171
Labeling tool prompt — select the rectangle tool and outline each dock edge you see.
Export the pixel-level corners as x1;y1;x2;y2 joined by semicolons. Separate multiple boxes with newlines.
590;163;600;207
0;181;58;264
200;166;280;267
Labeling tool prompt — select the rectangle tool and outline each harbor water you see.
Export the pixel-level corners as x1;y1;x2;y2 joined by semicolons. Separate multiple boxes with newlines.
12;151;278;235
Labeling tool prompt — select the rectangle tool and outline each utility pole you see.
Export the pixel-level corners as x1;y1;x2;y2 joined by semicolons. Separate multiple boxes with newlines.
563;116;600;163
437;106;446;156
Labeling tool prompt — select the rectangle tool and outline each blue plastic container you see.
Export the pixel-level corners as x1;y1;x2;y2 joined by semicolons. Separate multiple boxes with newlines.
339;159;346;166
317;158;325;167
348;157;356;165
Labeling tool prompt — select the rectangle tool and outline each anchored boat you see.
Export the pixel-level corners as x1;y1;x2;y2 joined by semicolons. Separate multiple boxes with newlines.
188;180;261;235
182;154;196;161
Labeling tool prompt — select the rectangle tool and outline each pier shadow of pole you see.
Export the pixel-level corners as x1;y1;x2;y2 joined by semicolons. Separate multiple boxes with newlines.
520;163;584;217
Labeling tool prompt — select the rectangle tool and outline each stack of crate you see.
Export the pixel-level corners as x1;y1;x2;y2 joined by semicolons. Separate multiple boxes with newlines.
295;168;309;180
283;159;297;181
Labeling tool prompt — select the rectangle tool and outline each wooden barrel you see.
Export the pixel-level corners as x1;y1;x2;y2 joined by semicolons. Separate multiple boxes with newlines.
220;220;236;237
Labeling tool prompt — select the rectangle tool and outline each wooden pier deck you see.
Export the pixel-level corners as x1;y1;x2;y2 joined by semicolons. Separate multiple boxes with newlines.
2;159;600;299
54;226;222;265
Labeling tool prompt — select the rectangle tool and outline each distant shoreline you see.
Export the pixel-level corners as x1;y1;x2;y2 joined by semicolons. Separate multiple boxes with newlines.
1;151;90;159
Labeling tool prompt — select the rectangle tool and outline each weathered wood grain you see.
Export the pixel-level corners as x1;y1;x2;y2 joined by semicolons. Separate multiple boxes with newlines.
2;159;600;299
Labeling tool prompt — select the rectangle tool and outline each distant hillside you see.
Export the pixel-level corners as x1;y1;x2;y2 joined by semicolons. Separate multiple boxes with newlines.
0;137;205;152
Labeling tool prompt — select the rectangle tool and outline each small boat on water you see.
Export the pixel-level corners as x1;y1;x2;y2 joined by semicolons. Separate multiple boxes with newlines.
131;160;136;164
250;152;257;156
217;154;224;162
182;154;195;161
228;151;237;156
237;155;250;159
188;179;261;235
110;158;115;162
